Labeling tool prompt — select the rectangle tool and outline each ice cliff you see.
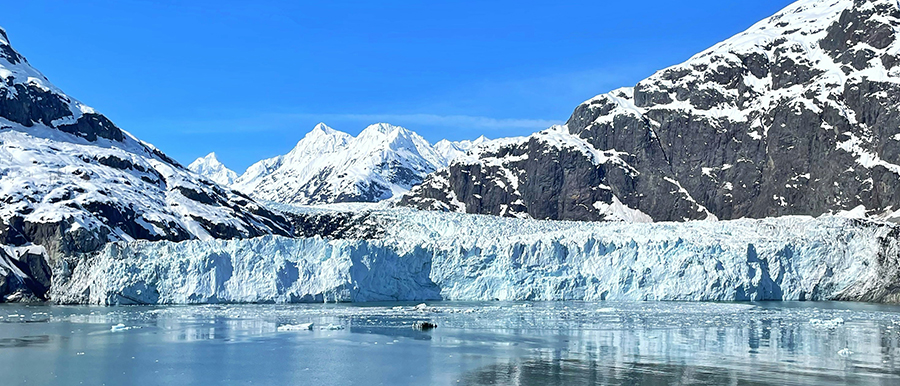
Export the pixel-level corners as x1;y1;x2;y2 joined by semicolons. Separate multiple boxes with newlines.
51;209;900;305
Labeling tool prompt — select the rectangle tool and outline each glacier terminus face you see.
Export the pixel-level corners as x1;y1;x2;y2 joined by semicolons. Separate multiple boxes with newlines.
51;208;900;305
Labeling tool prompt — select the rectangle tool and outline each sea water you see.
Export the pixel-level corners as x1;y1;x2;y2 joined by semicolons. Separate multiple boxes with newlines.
1;302;899;385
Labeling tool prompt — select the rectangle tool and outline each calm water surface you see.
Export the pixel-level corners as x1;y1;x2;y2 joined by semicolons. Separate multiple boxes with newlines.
1;301;899;385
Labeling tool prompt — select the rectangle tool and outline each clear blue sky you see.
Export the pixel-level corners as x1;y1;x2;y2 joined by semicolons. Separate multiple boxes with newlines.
2;0;793;172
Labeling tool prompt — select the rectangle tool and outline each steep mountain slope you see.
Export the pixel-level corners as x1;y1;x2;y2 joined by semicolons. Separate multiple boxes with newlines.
233;123;453;205
188;152;238;186
401;0;900;222
0;26;294;269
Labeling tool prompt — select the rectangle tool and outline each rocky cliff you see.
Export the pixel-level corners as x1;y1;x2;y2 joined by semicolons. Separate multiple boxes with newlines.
401;0;900;222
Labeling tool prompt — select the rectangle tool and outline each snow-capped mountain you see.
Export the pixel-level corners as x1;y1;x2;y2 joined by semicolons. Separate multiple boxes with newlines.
0;26;295;278
402;0;900;222
232;122;477;205
188;152;238;186
434;135;490;163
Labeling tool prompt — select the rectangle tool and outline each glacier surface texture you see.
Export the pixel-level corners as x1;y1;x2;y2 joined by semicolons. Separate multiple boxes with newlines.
52;209;900;305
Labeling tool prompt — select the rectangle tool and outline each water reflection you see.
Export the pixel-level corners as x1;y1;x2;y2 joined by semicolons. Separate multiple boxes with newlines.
0;302;897;385
0;335;51;348
460;358;864;386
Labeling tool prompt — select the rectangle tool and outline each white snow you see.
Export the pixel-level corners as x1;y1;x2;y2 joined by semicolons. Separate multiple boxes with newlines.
188;153;238;186
0;28;287;247
0;123;266;242
592;196;653;223
51;208;900;305
231;123;469;205
434;135;491;163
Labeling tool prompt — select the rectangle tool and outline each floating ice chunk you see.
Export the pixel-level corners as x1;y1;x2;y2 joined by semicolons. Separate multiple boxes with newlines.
320;324;344;331
110;323;127;332
414;303;440;313
277;323;314;331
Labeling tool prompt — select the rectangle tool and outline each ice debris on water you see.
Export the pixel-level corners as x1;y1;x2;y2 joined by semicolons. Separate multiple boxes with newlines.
277;323;314;332
414;303;439;313
810;318;845;329
320;324;344;331
110;323;133;332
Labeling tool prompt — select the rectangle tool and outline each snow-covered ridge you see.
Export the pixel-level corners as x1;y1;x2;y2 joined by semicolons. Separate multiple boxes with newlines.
225;122;489;205
591;0;865;127
51;208;900;305
0;26;295;270
434;135;490;162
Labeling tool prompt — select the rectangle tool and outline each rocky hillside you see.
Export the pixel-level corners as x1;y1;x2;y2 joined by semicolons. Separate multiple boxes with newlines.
401;0;900;222
0;26;302;299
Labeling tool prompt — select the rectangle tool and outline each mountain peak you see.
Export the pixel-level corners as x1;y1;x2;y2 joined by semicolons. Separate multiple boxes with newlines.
189;152;238;186
306;122;347;138
289;123;353;158
360;122;408;137
312;122;339;135
199;152;219;162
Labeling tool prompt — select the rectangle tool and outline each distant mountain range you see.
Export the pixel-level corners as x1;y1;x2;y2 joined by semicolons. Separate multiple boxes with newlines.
192;123;490;205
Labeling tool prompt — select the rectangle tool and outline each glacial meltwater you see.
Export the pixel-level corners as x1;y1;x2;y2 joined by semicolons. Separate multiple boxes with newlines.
1;302;899;385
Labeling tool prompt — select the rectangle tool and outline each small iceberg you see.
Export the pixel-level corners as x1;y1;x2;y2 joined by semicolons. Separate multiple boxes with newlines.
110;323;128;332
320;324;344;331
277;323;314;332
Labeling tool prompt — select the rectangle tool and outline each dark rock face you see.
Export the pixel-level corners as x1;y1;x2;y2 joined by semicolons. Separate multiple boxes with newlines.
0;247;51;301
0;66;125;142
402;131;709;221
285;210;385;240
402;0;900;222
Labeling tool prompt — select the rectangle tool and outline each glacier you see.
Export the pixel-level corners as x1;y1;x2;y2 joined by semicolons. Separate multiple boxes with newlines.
51;208;900;305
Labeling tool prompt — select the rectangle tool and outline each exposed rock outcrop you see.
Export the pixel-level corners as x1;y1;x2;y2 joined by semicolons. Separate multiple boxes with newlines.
401;0;900;223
